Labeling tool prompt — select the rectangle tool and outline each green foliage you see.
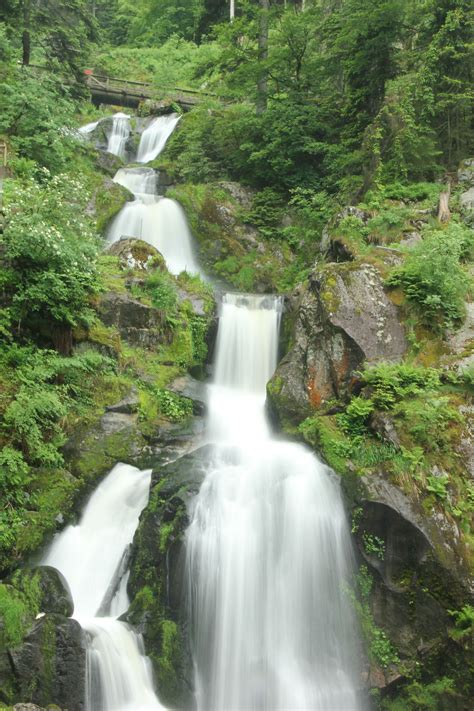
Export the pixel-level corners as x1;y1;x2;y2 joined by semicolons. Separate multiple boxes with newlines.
349;566;399;668
426;475;449;501
1;173;99;342
362;533;386;560
361;363;442;409
157;389;193;422
92;36;220;87
448;604;474;642
0;577;41;648
0;70;79;173
381;677;456;710
337;397;375;436
386;223;472;332
394;396;462;453
142;270;179;319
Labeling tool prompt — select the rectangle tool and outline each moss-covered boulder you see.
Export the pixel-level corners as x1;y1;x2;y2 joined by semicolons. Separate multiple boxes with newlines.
168;182;294;292
8;614;85;711
127;445;214;708
268;262;407;424
8;568;74;619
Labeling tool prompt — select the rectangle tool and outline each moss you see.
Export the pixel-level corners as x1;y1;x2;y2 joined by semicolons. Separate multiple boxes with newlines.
155;619;185;702
0;574;41;648
94;181;131;233
299;415;352;474
97;255;128;295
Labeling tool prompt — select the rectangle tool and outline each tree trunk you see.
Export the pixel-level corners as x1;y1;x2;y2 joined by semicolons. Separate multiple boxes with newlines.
438;180;451;224
52;326;73;356
230;0;235;21
256;0;270;114
22;30;30;65
22;1;31;66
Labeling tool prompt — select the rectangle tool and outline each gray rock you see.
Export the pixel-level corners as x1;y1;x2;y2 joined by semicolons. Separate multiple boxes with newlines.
33;567;74;618
460;186;474;211
106;388;139;414
268;263;407;421
9;614;85;711
127;446;216;708
399;231;422;248
169;375;207;415
7;567;73;618
98;292;166;348
107;239;163;271
95;150;123;176
457;158;474;186
370;412;401;448
100;411;138;436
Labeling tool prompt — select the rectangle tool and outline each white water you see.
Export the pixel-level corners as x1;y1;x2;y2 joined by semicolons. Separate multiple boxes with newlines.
186;293;365;711
79;120;100;135
137;113;181;163
42;463;165;711
107;113;130;158
108;168;200;276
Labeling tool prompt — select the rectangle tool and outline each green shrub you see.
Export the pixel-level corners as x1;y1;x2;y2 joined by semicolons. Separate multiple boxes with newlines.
337;397;375;436
361;363;441;409
386;223;472;331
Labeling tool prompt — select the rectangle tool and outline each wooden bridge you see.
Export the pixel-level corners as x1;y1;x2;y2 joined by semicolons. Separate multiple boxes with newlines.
84;72;208;110
26;64;212;110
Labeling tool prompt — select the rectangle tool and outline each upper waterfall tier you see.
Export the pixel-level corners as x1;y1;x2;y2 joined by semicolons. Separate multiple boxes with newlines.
108;167;201;276
136;113;181;163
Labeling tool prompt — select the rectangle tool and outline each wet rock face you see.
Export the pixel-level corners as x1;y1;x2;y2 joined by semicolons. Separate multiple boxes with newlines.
31;567;74;618
127;446;214;709
268;262;407;422
98;291;167;348
351;472;474;700
8;615;85;711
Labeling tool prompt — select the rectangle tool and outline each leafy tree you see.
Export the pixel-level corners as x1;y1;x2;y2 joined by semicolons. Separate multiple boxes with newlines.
0;0;97;79
0;69;78;172
1;173;100;353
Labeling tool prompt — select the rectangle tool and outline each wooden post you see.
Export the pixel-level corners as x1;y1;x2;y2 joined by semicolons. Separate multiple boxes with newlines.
438;179;451;224
0;140;7;167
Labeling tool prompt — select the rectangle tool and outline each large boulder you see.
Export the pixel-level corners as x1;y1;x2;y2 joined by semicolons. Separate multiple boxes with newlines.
98;291;167;348
268;262;407;423
127;446;213;708
350;473;474;702
10;567;74;618
8;614;85;711
106;239;164;271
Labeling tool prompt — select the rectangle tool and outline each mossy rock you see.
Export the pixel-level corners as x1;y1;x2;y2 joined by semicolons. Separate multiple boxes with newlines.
127;445;214;708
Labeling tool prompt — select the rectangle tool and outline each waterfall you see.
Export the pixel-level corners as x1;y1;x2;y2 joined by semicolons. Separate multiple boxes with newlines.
186;293;365;711
136;113;181;164
42;463;166;711
107;113;130;158
108;168;200;276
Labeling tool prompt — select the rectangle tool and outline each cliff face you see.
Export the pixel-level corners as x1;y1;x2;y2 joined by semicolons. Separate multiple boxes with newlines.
267;207;474;707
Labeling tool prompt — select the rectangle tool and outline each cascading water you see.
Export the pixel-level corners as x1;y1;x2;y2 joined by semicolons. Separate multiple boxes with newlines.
42;463;166;711
107;168;200;276
136;113;181;163
186;294;366;711
107;113;130;158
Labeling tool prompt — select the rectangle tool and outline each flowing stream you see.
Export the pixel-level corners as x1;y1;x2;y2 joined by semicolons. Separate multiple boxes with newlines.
42;463;165;711
50;113;366;711
107;113;130;158
106;115;200;275
186;294;365;710
136;113;181;163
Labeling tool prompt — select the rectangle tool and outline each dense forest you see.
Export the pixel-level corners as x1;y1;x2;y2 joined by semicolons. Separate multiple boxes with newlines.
0;1;473;710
